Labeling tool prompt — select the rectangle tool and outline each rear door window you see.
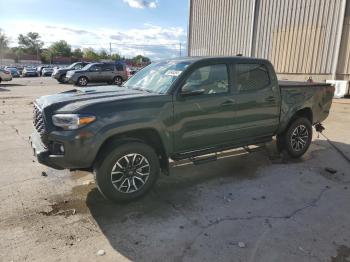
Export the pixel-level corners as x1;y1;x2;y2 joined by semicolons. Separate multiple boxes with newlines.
102;64;114;71
235;64;270;92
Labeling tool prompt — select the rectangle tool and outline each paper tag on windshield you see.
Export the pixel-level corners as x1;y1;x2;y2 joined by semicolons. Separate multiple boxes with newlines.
165;70;182;77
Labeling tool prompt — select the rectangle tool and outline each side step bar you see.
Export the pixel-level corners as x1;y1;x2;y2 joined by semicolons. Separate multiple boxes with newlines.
170;144;267;167
190;154;217;165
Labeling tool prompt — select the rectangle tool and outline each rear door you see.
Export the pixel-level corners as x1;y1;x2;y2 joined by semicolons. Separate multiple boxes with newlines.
231;63;280;141
102;64;115;82
173;63;237;153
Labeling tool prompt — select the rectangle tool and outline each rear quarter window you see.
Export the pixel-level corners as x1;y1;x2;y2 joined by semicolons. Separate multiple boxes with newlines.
236;64;270;92
115;63;124;71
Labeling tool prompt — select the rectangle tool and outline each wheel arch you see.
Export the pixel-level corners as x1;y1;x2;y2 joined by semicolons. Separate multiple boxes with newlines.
278;107;313;135
291;107;313;124
95;128;169;175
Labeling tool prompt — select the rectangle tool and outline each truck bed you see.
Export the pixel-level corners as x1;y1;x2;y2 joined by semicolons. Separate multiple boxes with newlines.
278;80;331;88
277;80;334;133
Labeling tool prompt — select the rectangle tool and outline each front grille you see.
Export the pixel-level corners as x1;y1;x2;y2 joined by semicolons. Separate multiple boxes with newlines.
33;104;46;136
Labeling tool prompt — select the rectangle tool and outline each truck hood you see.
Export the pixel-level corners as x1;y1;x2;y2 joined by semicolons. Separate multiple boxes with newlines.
35;86;157;112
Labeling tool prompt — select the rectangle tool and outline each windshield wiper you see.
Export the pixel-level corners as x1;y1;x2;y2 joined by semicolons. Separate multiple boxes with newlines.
129;86;155;93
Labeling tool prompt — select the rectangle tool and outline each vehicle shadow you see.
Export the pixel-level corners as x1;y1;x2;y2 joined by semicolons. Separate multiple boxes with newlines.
84;138;350;261
0;83;25;88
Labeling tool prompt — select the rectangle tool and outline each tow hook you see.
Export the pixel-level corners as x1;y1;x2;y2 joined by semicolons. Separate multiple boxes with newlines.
315;123;325;133
315;123;325;138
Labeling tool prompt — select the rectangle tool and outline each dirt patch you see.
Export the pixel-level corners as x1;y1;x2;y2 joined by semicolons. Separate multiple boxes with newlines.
331;245;350;262
39;184;96;217
39;198;89;217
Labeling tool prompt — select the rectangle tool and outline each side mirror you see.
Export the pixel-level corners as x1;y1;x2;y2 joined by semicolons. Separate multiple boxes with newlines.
180;89;205;97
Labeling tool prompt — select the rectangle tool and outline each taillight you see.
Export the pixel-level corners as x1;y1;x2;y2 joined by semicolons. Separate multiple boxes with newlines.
4;70;10;74
126;67;131;77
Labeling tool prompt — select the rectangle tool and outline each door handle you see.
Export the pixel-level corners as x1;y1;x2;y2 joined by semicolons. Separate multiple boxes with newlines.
221;99;235;107
265;96;275;102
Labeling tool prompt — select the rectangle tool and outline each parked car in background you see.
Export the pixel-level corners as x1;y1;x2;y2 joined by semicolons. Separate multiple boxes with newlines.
0;69;13;83
65;62;129;86
52;62;90;83
36;66;48;76
22;67;38;77
16;66;24;75
5;67;20;77
30;56;334;202
42;67;54;76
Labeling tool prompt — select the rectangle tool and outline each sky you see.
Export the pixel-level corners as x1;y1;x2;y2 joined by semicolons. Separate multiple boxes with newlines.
0;0;189;60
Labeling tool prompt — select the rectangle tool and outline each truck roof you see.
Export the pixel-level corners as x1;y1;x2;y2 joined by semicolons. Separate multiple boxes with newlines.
160;56;270;64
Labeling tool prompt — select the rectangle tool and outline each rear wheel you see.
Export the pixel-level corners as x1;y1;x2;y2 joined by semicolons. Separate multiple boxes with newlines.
277;117;312;158
77;76;88;87
113;76;123;86
94;141;160;202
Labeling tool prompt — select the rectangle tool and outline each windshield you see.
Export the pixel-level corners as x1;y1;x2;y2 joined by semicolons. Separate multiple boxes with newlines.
81;64;93;70
67;63;79;69
124;60;191;94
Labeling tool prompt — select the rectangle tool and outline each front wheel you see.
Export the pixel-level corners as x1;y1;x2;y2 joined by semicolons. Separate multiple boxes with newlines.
94;142;160;202
76;76;88;87
58;74;66;83
277;117;312;158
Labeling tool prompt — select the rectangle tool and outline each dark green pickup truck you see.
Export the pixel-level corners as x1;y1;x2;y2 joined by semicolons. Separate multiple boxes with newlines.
31;56;334;202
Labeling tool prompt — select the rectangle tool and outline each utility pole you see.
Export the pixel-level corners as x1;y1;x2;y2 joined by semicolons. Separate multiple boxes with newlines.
179;42;182;57
36;46;39;64
109;42;112;58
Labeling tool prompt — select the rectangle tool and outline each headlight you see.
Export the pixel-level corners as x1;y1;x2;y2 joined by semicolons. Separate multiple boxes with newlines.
52;114;96;130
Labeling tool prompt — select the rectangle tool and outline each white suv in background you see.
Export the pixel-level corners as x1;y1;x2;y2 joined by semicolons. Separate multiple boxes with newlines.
0;68;13;83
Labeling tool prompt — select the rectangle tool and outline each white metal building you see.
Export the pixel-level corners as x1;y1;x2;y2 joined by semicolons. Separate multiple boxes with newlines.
188;0;350;82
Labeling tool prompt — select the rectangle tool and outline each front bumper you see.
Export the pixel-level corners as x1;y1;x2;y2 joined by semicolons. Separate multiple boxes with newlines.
2;76;12;81
30;129;100;170
30;130;64;170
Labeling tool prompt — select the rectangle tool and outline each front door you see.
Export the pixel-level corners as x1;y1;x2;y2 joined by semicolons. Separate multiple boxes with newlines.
88;64;103;82
172;63;236;153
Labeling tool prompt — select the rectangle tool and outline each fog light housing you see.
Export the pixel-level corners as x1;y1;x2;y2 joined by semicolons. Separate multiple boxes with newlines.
49;142;65;155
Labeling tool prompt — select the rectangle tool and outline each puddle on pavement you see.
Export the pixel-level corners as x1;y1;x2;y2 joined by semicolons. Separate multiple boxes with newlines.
39;184;96;218
332;245;350;262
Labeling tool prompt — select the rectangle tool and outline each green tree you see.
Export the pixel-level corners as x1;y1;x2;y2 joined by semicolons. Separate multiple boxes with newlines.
0;29;9;50
99;49;109;59
133;55;150;64
11;47;24;63
0;29;10;62
41;48;53;63
49;40;71;57
72;48;83;59
111;53;121;61
18;32;44;55
83;48;99;61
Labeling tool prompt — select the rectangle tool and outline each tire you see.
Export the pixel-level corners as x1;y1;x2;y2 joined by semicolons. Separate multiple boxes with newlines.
0;78;2;83
58;75;66;83
77;76;88;87
113;76;123;86
278;117;312;158
94;141;160;202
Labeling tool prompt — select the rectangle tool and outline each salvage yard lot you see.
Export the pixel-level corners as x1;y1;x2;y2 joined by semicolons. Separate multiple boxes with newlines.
0;77;350;262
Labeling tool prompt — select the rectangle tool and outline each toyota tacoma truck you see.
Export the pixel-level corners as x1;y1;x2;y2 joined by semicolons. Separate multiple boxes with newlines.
30;57;334;202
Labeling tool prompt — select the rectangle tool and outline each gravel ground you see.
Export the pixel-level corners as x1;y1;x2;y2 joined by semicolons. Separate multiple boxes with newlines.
0;77;349;262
